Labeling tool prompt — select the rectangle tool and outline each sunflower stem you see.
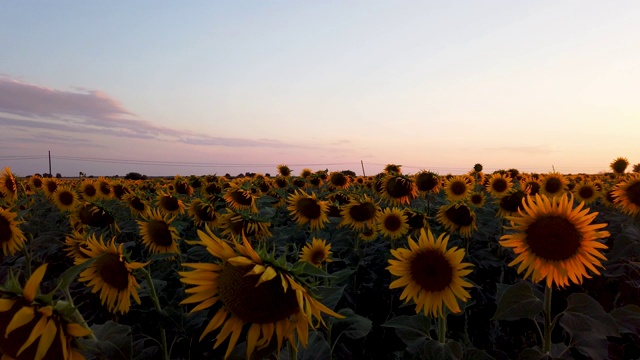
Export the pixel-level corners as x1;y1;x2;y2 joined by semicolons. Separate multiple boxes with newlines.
438;314;447;344
62;286;98;341
543;285;553;354
141;268;170;360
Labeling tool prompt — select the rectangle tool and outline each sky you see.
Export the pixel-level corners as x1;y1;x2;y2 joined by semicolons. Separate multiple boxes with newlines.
1;1;639;177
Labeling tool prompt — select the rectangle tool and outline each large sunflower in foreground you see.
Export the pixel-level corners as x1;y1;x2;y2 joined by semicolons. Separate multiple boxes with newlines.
500;193;610;288
611;174;640;216
0;207;27;256
387;228;473;317
0;264;92;360
179;229;344;359
78;235;147;314
299;238;333;267
137;208;180;255
287;190;329;231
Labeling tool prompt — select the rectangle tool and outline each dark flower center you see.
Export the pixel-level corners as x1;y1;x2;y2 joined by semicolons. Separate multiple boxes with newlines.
0;215;12;243
58;191;75;206
146;220;173;247
526;216;582;261
500;191;527;213
160;195;181;211
491;179;508;193
625;182;640;206
385;176;414;199
410;249;454;292
296;198;322;220
330;173;348;187
415;173;439;192
449;181;467;196
218;263;299;324
83;184;97;197
384;214;403;232
578;186;595;200
97;253;130;290
349;202;377;222
544;178;562;194
129;197;146;212
229;190;253;207
445;205;474;226
193;203;216;222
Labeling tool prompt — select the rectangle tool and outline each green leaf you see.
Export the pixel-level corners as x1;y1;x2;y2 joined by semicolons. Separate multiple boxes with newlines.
382;314;432;346
291;261;333;278
314;286;344;310
409;339;459;360
610;304;640;334
283;331;331;360
462;348;497;360
147;252;178;262
51;256;99;295
331;308;372;340
559;293;619;338
492;282;543;320
518;347;547;360
84;321;133;360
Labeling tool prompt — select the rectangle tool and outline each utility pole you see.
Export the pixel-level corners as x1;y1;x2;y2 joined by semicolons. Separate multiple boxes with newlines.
361;160;366;177
48;151;52;175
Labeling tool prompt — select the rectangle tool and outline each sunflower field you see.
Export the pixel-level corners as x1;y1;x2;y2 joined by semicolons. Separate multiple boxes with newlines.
0;160;639;360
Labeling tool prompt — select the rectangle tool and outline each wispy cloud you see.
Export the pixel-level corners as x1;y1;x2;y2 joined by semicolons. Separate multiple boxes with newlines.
0;77;309;149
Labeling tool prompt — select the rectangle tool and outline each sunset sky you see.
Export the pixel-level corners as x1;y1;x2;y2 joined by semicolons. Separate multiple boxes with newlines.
1;1;639;177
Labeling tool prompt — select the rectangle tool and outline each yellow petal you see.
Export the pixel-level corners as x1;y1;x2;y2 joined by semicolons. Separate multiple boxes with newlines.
35;317;58;360
24;264;48;302
6;306;35;337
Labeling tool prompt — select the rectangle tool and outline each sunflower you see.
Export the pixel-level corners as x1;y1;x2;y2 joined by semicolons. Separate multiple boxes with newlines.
328;172;351;190
540;172;568;198
414;171;440;194
110;182;130;200
358;226;379;242
299;238;333;267
0;167;18;202
384;164;402;175
29;175;44;192
96;177;112;199
610;157;629;175
188;199;219;227
42;178;58;198
496;190;528;218
174;176;194;196
137;208;180;255
223;183;257;213
277;164;292;177
78;234;147;314
381;174;418;205
287;190;329;231
179;229;344;359
611;174;640;216
155;190;186;216
469;191;486;208
299;168;313;178
377;207;409;240
572;181;601;205
123;192;149;216
387;228;473;317
340;195;381;232
307;175;323;188
436;203;477;238
78;180;98;202
486;173;513;199
219;211;272;241
273;176;289;189
0;208;27;256
403;208;430;235
51;186;79;212
520;176;541;196
500;194;609;288
75;202;115;229
443;176;472;203
0;264;92;360
64;230;89;263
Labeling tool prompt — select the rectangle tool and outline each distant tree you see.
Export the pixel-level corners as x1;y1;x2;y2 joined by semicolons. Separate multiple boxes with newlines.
125;172;144;180
79;171;86;178
55;173;62;178
43;173;52;178
341;170;357;177
633;163;640;173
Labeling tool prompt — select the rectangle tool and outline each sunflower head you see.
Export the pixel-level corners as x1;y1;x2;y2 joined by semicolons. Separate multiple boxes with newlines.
340;195;381;231
387;228;473;317
610;157;629;175
377;207;409;240
0;207;28;256
540;172;568;198
496;190;529;218
180;230;343;359
384;164;402;175
287;190;329;231
0;167;18;202
381;174;418;205
219;210;272;241
500;193;610;288
51;185;79;212
277;164;292;177
486;173;513;199
572;181;601;205
155;190;186;216
137;208;180;255
414;171;440;194
444;176;472;203
611;174;640;216
436;203;477;238
0;264;93;360
188;198;219;227
328;172;351;189
299;238;333;267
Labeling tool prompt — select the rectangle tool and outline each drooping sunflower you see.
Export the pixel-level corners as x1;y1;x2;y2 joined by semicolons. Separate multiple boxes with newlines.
299;168;313;179
223;183;257;213
0;167;18;202
0;207;27;256
377;207;409;240
572;181;601;205
539;172;568;198
123;192;149;216
358;225;379;242
287;190;329;231
436;203;477;238
486;173;513;199
384;164;402;175
188;198;219;227
610;157;629;175
155;190;186;216
413;171;440;194
0;264;92;360
64;230;90;263
611;174;640;216
443;176;472;203
51;185;79;212
174;176;194;196
79;179;99;201
219;211;272;241
277;164;292;177
387;228;473;317
137;208;180;255
500;193;610;288
110;181;130;200
299;238;333;267
403;208;430;235
340;195;381;232
179;229;344;359
78;234;147;314
496;190;529;218
74;202;116;229
380;174;418;205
